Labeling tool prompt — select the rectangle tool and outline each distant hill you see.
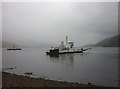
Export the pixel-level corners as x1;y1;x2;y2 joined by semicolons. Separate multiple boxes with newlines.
82;35;119;47
94;35;120;47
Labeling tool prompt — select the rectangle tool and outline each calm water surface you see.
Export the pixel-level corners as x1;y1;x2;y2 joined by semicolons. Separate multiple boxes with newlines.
2;47;118;87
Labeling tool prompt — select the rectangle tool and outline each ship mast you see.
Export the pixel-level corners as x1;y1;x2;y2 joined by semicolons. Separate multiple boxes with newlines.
66;36;68;44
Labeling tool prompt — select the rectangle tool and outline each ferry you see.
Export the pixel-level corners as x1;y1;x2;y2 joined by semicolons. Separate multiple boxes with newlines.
46;36;85;57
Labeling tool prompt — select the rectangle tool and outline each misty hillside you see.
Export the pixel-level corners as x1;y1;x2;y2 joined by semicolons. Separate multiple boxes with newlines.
82;35;119;47
94;35;119;47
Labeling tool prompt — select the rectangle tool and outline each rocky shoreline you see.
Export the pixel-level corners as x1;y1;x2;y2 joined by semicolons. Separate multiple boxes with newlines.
2;72;100;87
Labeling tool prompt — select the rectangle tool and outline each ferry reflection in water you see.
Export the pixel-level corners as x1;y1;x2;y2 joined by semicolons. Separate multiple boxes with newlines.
49;54;75;69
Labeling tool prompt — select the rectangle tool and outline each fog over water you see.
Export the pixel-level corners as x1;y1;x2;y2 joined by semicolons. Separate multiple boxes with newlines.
2;2;118;47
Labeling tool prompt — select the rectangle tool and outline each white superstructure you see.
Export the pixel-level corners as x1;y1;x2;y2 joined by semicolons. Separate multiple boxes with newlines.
59;36;74;51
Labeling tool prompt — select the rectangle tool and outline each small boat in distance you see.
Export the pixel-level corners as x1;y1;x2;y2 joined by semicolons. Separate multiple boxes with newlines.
46;36;85;57
7;45;22;50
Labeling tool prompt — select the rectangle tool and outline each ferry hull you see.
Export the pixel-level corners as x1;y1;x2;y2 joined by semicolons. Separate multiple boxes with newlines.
59;51;83;54
46;50;83;55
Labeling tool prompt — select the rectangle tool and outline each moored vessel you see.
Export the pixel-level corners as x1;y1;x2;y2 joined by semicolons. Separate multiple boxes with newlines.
7;45;22;50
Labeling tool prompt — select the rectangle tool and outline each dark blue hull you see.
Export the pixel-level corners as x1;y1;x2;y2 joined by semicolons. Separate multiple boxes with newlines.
46;50;83;56
7;48;22;50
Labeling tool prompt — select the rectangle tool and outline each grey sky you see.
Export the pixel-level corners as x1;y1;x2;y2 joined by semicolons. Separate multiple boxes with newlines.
2;2;118;47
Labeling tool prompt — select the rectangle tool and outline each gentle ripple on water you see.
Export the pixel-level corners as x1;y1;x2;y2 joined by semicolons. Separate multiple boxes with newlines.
2;47;118;87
